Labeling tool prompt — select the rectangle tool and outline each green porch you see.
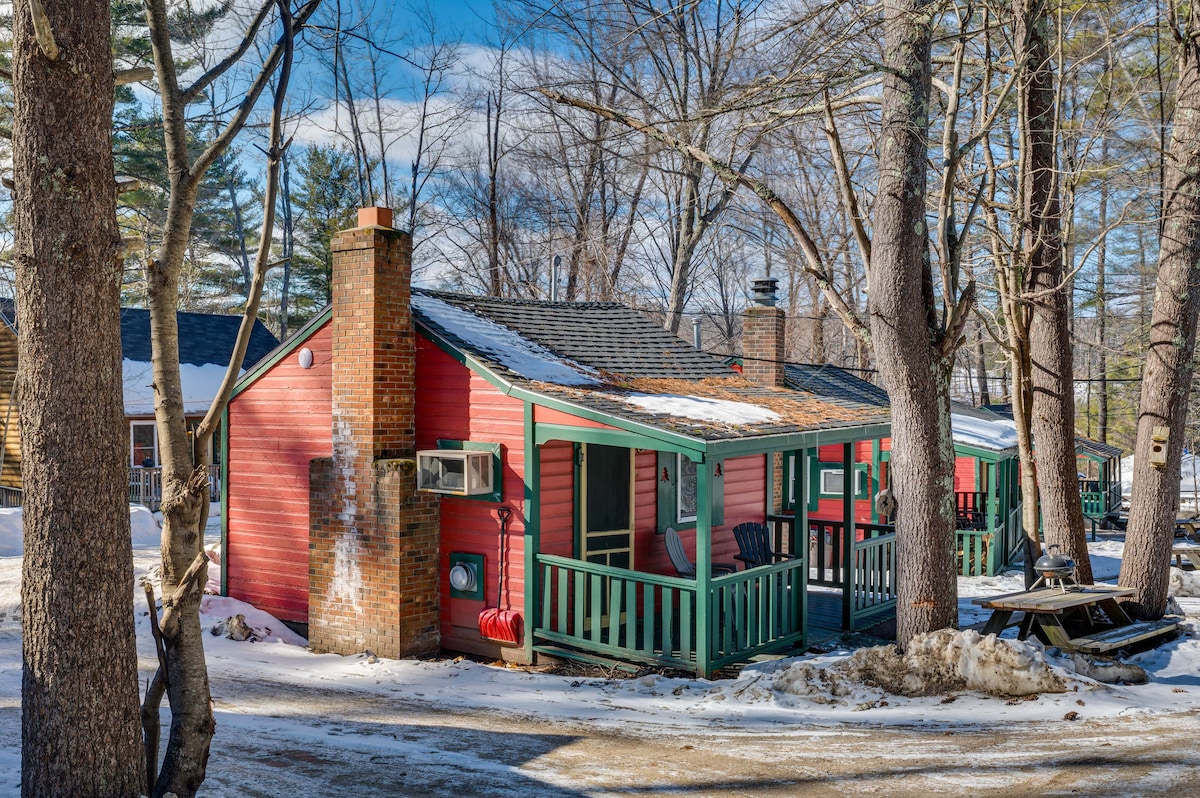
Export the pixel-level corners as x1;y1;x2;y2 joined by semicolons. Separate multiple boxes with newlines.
522;418;897;678
1076;438;1124;523
950;446;1025;577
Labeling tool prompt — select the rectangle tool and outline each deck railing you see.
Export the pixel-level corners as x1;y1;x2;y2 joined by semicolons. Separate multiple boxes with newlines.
128;465;221;511
851;529;897;625
534;552;807;677
1080;480;1123;517
957;502;1024;576
0;485;22;508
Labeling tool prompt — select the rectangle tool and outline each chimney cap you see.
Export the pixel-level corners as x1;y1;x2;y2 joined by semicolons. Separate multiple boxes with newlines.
357;206;394;229
750;277;778;307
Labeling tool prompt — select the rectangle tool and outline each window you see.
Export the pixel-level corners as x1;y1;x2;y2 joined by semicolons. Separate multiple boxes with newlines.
417;449;494;496
656;451;722;531
131;421;157;467
677;454;698;524
817;464;869;498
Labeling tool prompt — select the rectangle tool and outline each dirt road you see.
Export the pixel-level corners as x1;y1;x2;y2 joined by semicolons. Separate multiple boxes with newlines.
203;677;1200;798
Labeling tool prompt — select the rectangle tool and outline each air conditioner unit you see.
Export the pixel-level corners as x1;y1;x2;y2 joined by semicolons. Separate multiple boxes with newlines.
417;449;494;496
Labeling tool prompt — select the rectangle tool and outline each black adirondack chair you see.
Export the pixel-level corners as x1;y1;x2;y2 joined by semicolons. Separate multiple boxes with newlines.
663;527;737;579
732;522;795;570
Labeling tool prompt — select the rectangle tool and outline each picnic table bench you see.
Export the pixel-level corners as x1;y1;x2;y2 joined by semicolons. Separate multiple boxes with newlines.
972;585;1180;654
1172;541;1200;570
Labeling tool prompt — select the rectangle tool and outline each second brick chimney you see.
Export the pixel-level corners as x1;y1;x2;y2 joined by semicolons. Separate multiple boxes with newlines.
742;277;786;388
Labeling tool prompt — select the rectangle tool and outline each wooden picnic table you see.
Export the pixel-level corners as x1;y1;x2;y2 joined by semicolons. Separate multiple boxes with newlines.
1172;541;1200;569
972;584;1179;654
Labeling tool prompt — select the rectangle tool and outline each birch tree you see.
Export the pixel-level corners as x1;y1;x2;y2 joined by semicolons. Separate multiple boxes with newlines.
140;2;318;794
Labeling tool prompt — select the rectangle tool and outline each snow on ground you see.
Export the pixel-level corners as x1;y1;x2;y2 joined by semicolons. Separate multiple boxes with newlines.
2;512;1200;795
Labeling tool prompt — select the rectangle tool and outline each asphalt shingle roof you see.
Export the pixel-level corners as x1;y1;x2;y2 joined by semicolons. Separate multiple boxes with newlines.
415;290;733;380
119;308;279;369
1;298;278;369
1076;436;1123;459
413;290;889;443
784;363;890;408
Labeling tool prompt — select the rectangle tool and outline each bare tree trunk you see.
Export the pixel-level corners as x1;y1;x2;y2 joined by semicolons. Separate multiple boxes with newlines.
280;147;295;339
13;1;144;794
486;87;503;297
1096;138;1109;443
1121;4;1200;619
1016;0;1092;583
142;3;315;794
974;323;990;406
871;0;959;646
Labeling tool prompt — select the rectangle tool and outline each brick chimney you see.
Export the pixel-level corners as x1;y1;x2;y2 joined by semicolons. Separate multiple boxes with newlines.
308;207;441;659
742;277;786;388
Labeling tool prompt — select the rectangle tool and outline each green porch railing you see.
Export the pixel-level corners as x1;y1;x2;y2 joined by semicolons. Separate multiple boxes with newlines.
851;528;897;626
769;515;896;630
1080;480;1122;518
797;517;893;588
957;504;1024;576
533;553;807;677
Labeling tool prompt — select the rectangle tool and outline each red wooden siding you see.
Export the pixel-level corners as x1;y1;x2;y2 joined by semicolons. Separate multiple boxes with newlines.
415;338;531;653
662;453;763;573
225;322;333;624
954;455;978;492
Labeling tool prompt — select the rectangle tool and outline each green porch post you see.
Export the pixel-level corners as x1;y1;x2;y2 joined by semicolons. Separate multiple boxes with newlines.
842;442;854;629
870;439;882;523
695;457;712;677
987;459;1000;574
523;402;538;664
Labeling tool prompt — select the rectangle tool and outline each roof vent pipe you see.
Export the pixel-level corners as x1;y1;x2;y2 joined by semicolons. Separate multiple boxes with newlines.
751;277;778;307
693;317;702;350
550;255;561;302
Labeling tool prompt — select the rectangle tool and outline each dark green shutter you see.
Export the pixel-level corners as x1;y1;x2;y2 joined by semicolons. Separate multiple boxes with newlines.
657;450;675;531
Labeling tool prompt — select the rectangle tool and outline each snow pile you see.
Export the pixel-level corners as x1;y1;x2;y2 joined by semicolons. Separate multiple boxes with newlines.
618;393;780;425
200;594;307;646
1169;566;1200;598
0;505;160;557
773;629;1071;700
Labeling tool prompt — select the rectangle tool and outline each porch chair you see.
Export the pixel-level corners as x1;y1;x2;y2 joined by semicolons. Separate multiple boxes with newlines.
664;527;736;579
732;521;795;570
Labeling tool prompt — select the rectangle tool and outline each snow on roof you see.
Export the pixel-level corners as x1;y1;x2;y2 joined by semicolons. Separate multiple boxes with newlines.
617;392;781;425
123;359;232;416
413;293;601;386
951;412;1019;452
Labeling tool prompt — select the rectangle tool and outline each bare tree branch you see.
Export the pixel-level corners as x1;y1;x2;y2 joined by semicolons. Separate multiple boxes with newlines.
538;87;872;346
28;0;60;61
181;0;276;105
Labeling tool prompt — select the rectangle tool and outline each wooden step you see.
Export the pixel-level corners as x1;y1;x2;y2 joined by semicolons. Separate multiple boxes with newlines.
1069;618;1181;654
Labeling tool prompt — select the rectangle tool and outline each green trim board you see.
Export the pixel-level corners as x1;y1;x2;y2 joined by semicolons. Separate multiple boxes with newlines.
433;439;503;502
220;405;229;597
522;400;537;662
231;306;333;398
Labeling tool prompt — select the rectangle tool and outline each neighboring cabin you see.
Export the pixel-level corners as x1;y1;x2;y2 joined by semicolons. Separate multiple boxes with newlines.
0;298;278;491
222;208;895;678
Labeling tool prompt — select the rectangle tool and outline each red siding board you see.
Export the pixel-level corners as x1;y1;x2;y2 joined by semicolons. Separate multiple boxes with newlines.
225;321;333;623
416;339;532;643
